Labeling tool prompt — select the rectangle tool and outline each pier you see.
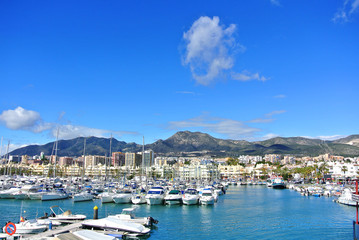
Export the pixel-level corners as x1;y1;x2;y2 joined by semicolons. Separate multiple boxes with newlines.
25;222;82;239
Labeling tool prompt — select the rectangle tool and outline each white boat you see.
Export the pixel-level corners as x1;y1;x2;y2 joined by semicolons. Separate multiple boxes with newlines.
48;205;86;223
113;189;133;204
73;230;117;240
13;185;42;200
28;190;51;200
2;220;47;234
41;190;69;201
82;217;151;235
199;189;215;205
99;192;115;203
108;207;158;226
131;193;147;205
266;178;273;187
73;191;94;202
336;188;357;206
164;189;182;205
0;187;20;199
36;218;62;226
182;188;199;205
272;177;286;189
145;186;165;205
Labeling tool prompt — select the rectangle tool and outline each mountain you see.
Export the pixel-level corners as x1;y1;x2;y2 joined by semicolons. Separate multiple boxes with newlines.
8;131;359;157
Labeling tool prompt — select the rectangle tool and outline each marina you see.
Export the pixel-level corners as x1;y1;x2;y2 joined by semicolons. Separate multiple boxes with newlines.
0;182;356;239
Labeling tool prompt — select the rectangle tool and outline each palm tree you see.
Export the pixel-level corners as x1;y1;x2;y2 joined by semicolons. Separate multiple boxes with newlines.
341;166;348;177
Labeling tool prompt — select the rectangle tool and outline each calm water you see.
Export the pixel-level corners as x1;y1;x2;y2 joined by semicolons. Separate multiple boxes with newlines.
0;185;355;239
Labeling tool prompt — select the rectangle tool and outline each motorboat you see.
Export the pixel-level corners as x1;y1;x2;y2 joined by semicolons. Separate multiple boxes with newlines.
0;187;20;199
145;186;165;205
48;205;86;223
41;189;69;201
28;189;51;200
131;193;147;205
99;192;115;203
73;191;94;202
164;189;182;205
266;178;273;187
199;189;215;205
182;188;199;205
336;188;357;206
2;220;47;234
108;207;158;226
112;189;133;204
272;177;286;189
82;217;151;235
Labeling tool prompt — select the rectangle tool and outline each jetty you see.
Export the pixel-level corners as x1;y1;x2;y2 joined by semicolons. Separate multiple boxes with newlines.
24;222;82;239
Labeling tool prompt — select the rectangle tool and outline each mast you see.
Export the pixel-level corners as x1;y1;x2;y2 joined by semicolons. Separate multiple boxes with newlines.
53;127;59;178
5;141;10;176
141;136;144;185
106;134;112;182
0;136;3;162
82;137;87;184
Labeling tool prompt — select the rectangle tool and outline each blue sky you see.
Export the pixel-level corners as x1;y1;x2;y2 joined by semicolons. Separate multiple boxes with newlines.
0;0;358;151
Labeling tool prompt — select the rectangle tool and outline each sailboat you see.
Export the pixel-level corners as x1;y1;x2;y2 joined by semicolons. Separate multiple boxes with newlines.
131;137;147;205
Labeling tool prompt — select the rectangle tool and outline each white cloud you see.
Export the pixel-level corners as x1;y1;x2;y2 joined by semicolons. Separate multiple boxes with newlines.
265;110;286;118
333;0;359;22
303;135;347;141
274;94;286;99
176;91;196;95
231;71;268;82
262;133;280;140
168;114;260;139
0;107;52;132
52;124;138;140
182;16;237;85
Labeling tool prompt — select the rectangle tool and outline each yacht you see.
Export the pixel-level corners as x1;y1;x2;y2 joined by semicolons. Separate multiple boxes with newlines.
131;192;147;205
112;189;133;204
73;191;94;202
99;192;115;204
164;189;182;205
41;189;69;201
13;185;42;200
0;187;20;199
28;189;51;200
145;186;165;205
199;189;215;205
182;188;199;205
336;188;357;206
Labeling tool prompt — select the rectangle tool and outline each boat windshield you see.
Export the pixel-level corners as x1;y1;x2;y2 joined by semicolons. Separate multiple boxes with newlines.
148;190;163;195
202;193;212;196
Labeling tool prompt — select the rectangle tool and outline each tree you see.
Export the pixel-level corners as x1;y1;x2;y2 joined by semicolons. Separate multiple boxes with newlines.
341;166;348;177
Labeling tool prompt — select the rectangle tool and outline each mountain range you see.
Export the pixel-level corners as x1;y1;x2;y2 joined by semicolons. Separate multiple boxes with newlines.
8;131;359;157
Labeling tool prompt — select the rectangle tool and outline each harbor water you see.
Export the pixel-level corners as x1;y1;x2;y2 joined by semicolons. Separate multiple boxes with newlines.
0;185;355;239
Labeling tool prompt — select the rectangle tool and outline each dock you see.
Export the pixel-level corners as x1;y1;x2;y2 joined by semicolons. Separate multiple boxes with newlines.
25;222;82;239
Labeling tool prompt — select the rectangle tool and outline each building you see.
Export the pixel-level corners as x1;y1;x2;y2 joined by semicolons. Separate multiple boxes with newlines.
143;150;154;167
112;152;126;166
125;153;142;168
58;157;74;166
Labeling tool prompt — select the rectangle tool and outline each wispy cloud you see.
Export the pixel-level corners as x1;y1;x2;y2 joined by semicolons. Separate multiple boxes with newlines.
231;71;268;82
302;135;347;141
265;110;286;118
176;91;196;95
182;16;238;85
168;114;260;139
262;133;280;140
0;106;138;140
270;0;281;6
248;110;286;124
333;0;359;22
274;94;286;99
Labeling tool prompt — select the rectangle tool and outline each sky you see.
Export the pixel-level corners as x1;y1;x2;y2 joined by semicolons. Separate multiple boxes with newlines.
0;0;359;152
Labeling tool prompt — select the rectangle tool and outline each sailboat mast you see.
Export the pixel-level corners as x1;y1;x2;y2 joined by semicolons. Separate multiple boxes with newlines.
0;136;3;162
106;134;112;182
5;141;10;175
82;137;86;184
53;127;59;178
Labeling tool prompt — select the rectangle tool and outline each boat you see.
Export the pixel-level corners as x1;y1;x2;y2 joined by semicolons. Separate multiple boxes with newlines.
12;185;42;200
131;192;147;205
28;189;51;200
182;188;199;205
108;207;158;226
41;189;69;201
164;189;182;205
48;205;86;223
0;187;20;199
266;178;273;187
2;220;47;234
99;191;115;203
199;189;215;205
73;191;94;202
336;188;357;206
82;217;151;235
272;177;286;189
112;189;133;204
145;186;165;205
